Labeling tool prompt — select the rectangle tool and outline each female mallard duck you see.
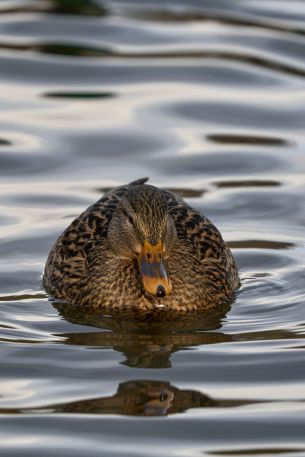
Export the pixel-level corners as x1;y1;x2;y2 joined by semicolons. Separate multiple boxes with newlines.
43;178;239;312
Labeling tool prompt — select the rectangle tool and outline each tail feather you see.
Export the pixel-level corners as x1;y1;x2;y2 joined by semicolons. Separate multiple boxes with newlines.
128;177;149;186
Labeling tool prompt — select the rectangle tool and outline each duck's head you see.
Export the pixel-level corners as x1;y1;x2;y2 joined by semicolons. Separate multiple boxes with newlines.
107;185;177;298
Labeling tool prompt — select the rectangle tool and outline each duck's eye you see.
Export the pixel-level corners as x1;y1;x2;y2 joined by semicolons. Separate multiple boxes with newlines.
160;392;168;402
128;216;134;225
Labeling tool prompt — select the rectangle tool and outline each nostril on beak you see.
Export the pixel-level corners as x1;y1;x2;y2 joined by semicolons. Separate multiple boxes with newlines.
156;285;166;297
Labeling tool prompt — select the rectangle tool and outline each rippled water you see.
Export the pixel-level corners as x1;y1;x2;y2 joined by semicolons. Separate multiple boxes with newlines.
1;0;305;455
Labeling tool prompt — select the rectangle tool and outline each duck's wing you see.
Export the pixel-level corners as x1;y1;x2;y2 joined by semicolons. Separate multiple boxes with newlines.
163;189;239;290
163;189;225;261
53;177;150;257
44;178;150;295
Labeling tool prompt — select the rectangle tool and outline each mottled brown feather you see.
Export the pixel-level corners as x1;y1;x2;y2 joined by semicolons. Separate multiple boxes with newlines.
43;178;239;312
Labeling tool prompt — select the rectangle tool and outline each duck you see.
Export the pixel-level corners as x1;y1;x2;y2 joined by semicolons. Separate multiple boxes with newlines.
43;177;239;312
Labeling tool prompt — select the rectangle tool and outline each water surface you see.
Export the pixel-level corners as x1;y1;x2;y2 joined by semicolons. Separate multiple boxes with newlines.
1;0;305;456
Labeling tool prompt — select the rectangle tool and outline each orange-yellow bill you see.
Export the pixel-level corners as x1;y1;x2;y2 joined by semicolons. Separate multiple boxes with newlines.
138;240;172;297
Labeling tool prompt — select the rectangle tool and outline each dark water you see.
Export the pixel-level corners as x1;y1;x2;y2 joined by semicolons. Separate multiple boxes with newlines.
1;0;305;455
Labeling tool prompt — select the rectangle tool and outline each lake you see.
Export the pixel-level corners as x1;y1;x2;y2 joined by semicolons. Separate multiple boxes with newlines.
0;0;305;456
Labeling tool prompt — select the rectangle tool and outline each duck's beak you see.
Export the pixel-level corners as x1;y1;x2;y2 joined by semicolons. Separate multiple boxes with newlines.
138;240;172;297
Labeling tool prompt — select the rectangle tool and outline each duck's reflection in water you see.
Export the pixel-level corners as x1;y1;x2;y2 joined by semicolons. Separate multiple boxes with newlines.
1;303;274;417
1;379;257;416
59;380;214;416
54;302;232;368
47;305;239;416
